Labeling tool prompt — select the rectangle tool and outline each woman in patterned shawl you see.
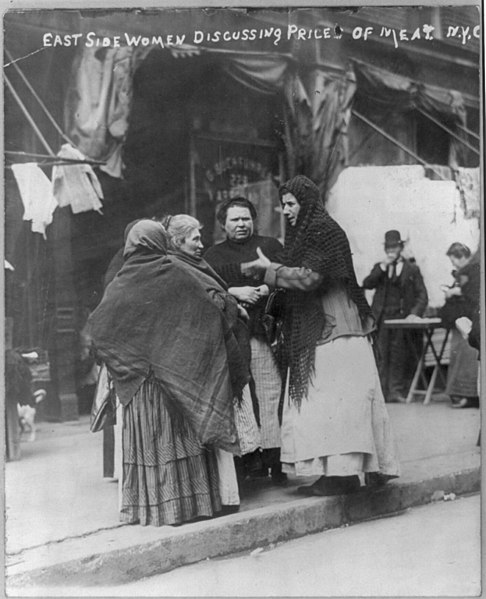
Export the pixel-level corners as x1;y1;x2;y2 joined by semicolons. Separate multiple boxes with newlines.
244;175;400;496
88;220;248;525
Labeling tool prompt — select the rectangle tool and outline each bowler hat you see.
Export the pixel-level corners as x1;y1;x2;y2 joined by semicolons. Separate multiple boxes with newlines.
384;230;404;248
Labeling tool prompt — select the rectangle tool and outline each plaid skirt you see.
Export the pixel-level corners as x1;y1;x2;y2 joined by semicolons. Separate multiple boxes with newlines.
121;378;221;526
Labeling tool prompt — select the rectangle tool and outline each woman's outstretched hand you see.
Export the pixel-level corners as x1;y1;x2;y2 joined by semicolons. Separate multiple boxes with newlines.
242;247;272;280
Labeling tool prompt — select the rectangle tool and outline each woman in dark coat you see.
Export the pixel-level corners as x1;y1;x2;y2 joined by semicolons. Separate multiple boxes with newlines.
442;243;480;408
89;220;248;525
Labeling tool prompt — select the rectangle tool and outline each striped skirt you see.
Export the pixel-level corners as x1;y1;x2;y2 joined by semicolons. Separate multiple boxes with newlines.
250;337;282;449
121;378;221;526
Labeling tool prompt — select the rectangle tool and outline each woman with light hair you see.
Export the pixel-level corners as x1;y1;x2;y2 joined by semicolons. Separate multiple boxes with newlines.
165;214;204;257
166;214;264;485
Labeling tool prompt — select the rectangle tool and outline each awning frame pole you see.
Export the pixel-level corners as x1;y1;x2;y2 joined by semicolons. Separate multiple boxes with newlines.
5;48;75;147
352;109;450;181
415;106;479;155
457;122;480;141
5;74;55;156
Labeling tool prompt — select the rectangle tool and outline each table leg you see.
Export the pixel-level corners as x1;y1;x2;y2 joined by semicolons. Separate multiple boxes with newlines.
406;352;425;403
424;364;438;405
424;328;451;404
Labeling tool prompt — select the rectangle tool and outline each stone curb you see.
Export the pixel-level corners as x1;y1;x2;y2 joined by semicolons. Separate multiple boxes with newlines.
7;465;480;590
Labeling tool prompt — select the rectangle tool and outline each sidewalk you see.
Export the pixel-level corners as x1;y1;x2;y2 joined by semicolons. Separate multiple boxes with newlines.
5;397;481;591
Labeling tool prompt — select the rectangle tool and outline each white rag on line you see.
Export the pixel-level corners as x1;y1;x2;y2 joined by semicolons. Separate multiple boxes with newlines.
11;162;58;239
52;143;104;214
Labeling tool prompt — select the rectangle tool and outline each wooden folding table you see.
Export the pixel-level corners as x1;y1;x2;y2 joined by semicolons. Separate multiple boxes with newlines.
383;317;451;405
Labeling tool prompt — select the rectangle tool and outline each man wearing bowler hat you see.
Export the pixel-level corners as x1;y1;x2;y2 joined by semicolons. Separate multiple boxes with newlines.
363;230;428;402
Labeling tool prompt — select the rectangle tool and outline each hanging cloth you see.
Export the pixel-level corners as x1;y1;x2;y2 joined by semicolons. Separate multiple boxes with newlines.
11;162;57;238
454;167;480;219
51;143;104;214
64;46;137;178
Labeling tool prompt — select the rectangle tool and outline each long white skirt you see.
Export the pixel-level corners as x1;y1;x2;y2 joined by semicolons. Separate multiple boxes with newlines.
215;449;240;506
281;335;400;478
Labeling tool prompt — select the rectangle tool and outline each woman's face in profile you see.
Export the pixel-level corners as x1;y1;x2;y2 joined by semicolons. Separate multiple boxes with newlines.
179;228;204;258
281;193;301;227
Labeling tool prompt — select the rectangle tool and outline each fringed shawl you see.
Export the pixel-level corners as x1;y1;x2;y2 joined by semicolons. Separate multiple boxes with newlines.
279;175;374;406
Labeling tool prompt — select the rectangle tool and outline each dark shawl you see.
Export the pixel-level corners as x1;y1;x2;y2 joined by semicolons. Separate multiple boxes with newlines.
88;221;248;454
204;235;284;339
279;175;374;405
168;249;251;392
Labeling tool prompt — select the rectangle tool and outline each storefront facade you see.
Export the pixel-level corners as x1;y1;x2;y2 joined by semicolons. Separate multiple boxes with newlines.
3;6;481;420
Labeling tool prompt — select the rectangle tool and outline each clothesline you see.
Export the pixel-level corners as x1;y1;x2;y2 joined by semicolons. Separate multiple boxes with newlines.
10;145;105;238
5;150;106;168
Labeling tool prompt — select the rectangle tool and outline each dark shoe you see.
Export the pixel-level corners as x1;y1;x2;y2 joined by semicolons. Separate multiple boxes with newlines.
217;505;240;516
319;476;361;496
298;476;360;497
365;472;392;488
297;483;320;496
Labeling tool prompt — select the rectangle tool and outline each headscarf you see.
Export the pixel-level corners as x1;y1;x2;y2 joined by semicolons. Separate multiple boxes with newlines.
124;219;167;258
103;218;143;288
279;175;374;406
88;220;248;454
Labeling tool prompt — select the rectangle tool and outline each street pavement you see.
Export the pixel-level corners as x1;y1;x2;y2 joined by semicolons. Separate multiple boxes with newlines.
13;494;481;597
5;399;480;552
4;397;481;591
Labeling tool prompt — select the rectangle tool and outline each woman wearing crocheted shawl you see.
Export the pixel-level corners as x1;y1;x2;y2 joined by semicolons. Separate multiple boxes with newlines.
244;175;400;496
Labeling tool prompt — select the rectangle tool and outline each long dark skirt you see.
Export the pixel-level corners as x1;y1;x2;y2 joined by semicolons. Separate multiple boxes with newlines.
121;378;222;526
446;329;479;399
